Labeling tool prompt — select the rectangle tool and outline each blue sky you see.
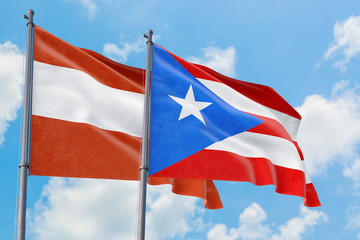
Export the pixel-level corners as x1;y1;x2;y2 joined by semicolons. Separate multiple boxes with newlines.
1;0;360;239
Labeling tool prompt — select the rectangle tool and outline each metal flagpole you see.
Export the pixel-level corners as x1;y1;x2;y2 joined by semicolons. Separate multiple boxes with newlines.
137;29;153;240
17;9;35;240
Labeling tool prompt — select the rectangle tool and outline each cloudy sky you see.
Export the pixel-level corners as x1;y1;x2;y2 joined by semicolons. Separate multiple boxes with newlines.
1;0;360;239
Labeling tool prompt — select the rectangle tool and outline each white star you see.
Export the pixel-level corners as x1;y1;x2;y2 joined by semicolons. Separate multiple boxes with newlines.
169;85;212;125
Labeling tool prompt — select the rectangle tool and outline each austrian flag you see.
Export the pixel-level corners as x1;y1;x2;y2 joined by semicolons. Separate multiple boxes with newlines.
149;44;320;207
30;25;223;209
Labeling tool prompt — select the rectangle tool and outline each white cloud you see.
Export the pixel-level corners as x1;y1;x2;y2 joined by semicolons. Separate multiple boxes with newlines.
28;178;201;240
323;15;360;71
208;203;270;240
297;80;360;176
187;46;237;77
270;206;328;240
343;158;360;185
146;184;202;239
208;224;239;240
79;0;98;18
28;178;139;240
207;203;327;240
236;203;271;240
345;206;360;230
62;0;98;19
103;36;146;63
0;41;23;145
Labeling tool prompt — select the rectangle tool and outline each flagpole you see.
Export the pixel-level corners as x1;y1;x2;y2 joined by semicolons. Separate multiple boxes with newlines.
17;9;35;240
137;29;153;240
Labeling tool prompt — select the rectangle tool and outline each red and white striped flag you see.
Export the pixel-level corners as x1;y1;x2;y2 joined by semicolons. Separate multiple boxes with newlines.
30;25;223;209
148;45;320;207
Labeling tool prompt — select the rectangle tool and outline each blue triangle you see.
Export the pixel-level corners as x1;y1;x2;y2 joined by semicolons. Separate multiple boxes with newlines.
149;45;264;176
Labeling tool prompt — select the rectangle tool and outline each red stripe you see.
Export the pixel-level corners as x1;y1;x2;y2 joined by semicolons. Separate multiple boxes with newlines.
294;141;304;160
247;113;304;160
34;25;145;94
30;115;223;209
152;149;320;207
31;116;141;180
304;183;321;207
248;114;293;141
159;45;301;120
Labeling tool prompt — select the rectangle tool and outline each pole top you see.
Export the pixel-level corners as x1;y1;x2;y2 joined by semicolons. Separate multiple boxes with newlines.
144;29;153;44
24;9;35;26
28;9;35;16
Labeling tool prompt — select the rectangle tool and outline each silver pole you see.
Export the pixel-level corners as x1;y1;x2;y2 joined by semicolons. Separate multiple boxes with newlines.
137;29;153;240
17;9;35;240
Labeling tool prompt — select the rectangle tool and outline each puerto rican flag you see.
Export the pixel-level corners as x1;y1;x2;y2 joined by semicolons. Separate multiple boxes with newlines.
149;44;320;207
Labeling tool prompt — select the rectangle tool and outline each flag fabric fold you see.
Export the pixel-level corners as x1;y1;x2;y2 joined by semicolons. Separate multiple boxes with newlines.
30;25;223;209
149;44;320;207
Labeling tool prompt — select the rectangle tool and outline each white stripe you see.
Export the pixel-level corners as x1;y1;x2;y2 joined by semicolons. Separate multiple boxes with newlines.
206;132;311;183
33;61;143;137
198;78;301;140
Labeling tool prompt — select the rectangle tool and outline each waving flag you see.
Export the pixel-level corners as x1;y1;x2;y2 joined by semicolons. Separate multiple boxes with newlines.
149;44;320;207
30;25;223;209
